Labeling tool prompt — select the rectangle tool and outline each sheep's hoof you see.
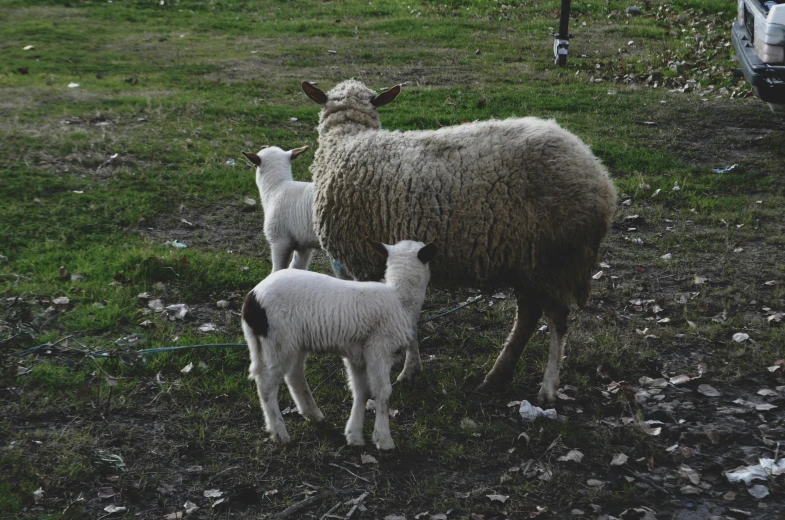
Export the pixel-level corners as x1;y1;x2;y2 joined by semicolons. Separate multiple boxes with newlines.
537;388;557;406
394;368;419;385
475;378;505;393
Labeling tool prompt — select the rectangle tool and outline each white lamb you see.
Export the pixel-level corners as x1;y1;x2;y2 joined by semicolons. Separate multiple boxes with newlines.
242;146;319;272
241;238;437;450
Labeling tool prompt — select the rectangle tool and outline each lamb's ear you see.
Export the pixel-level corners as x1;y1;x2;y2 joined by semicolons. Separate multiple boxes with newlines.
417;243;438;264
371;84;401;108
289;145;309;161
302;81;328;105
242;152;261;166
364;237;389;259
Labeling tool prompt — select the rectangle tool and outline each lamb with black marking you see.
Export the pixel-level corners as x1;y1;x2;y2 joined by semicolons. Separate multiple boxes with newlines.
242;145;318;271
241;238;437;450
301;79;617;403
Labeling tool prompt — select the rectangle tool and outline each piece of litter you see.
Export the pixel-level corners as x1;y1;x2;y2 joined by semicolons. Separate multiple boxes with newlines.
53;296;70;305
198;323;217;332
361;453;378;464
148;299;164;312
68;83;80;88
244;196;257;206
592;271;604;280
103;505;126;514
519;400;557;421
732;332;750;343
165;303;189;320
216;300;229;308
225;158;235;166
203;489;223;498
24;45;37;50
181;362;194;374
486;494;509;503
712;164;738;174
748;484;769;499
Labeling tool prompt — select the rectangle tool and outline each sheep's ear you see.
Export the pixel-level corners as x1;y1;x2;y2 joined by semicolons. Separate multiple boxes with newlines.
371;84;401;108
417;243;437;264
289;145;309;161
364;237;389;259
242;152;261;166
302;81;328;105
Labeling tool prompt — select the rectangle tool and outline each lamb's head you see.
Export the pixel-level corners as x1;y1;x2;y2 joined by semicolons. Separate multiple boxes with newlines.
365;238;437;300
242;145;309;184
302;80;400;136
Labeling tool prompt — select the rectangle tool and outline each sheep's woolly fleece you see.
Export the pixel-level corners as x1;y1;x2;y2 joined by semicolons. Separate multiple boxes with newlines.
310;80;617;307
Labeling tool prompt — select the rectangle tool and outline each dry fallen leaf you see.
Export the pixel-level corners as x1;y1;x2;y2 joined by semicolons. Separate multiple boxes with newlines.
558;450;584;463
611;453;628;466
104;505;127;514
679;465;700;485
670;374;692;385
697;384;720;397
592;271;604;280
694;275;707;285
181;362;194;374
486;494;509;503
732;332;750;343
586;479;604;487
203;489;223;498
748;484;769;499
361;453;378;465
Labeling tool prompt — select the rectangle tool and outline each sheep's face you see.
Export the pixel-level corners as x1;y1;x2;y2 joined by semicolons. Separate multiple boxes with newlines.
302;80;400;133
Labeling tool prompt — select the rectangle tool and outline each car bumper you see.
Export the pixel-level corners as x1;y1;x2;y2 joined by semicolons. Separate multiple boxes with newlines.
732;20;785;104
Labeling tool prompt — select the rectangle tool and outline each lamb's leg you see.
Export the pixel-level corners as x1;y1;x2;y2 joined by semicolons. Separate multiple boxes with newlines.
395;334;422;383
284;351;324;422
478;294;543;391
343;357;369;446
366;351;395;451
270;242;293;272
253;363;290;444
537;305;569;405
289;248;314;270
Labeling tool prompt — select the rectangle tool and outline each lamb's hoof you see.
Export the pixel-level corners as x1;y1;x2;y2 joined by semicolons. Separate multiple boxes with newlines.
374;437;396;451
345;432;365;446
271;430;291;445
303;409;326;423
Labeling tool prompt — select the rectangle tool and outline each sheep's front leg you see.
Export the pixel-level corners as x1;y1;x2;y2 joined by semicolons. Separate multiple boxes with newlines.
284;351;324;422
343;357;369;446
395;335;422;383
538;306;569;405
270;242;293;272
366;352;395;451
253;364;290;444
289;248;314;270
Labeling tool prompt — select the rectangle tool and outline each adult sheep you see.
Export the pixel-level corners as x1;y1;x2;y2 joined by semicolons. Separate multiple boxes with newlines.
302;79;617;403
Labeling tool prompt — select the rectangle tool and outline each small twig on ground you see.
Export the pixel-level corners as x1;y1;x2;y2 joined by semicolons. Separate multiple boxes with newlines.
271;488;360;519
328;463;371;483
344;491;368;519
207;466;240;483
623;467;669;494
320;502;341;520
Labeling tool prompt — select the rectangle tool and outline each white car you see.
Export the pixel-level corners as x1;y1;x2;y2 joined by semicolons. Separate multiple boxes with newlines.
732;0;785;110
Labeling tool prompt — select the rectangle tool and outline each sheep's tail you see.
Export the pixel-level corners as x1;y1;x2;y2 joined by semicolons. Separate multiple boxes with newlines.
242;291;268;380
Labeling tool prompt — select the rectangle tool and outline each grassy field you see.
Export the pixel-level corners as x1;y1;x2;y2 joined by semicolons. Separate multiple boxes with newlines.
2;0;785;518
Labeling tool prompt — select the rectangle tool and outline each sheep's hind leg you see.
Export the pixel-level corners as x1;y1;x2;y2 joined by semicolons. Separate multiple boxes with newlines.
284;351;324;422
343;357;369;446
254;364;291;444
289;248;314;270
537;305;569;405
395;335;422;383
478;294;542;391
